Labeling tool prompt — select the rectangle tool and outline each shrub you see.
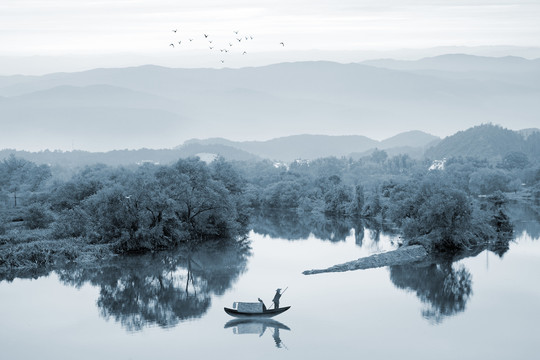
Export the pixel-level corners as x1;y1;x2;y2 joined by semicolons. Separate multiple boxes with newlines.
24;204;54;230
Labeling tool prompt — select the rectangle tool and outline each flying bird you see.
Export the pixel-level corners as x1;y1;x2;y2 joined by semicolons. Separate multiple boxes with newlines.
243;51;247;55
234;30;239;34
229;43;233;46
209;46;214;49
189;38;193;41
178;41;182;45
172;29;177;33
204;34;209;38
245;36;248;40
236;38;242;42
209;40;213;43
280;42;285;46
221;60;225;63
169;43;174;47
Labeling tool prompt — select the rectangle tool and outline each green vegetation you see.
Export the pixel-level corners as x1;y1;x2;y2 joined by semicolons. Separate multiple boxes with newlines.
236;149;520;252
1;157;250;273
426;124;540;162
1;125;539;273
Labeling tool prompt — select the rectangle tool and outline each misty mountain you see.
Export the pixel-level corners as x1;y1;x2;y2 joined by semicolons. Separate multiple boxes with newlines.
425;124;540;161
185;135;378;161
3;124;538;167
7;84;178;110
362;54;540;90
363;54;540;73
1;59;540;151
182;131;439;161
0;143;258;168
379;130;440;149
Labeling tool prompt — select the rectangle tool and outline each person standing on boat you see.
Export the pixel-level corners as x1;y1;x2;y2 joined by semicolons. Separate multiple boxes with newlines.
273;288;282;309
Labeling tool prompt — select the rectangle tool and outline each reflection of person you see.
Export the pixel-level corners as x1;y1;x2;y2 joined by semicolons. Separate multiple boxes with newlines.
258;297;267;311
273;328;282;348
272;288;282;309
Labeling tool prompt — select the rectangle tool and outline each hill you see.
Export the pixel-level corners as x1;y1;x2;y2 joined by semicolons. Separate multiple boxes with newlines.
182;131;439;161
425;124;540;161
363;54;540;73
2;125;538;166
1;59;540;151
0;144;259;168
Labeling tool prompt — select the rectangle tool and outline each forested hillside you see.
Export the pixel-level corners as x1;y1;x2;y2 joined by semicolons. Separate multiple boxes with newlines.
426;124;540;162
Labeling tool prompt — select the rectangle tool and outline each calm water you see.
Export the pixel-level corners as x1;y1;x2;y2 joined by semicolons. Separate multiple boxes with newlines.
1;206;539;359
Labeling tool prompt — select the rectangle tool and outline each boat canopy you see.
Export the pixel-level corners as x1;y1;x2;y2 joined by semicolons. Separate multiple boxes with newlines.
232;302;263;313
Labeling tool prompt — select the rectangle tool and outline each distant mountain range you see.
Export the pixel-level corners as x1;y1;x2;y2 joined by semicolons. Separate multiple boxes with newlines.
1;54;540;152
362;54;540;73
181;131;439;162
3;125;538;167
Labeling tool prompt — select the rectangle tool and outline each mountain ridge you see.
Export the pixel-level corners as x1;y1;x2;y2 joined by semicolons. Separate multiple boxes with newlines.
1;58;539;152
2;125;538;166
180;132;439;161
426;124;540;161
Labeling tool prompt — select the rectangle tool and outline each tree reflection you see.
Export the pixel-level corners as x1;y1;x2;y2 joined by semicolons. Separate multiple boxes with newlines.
250;209;395;244
57;241;250;331
506;202;540;240
390;262;472;324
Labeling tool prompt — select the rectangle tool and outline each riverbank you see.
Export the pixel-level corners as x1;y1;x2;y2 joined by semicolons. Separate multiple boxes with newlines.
0;227;114;280
303;245;428;275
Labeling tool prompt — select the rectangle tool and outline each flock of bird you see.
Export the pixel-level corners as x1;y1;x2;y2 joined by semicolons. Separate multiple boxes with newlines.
168;28;284;64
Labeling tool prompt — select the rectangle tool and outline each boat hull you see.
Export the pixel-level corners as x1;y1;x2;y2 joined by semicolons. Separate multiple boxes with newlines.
224;306;291;318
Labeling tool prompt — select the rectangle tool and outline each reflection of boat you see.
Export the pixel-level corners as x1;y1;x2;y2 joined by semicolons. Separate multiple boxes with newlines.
224;318;291;332
224;306;291;318
224;318;291;349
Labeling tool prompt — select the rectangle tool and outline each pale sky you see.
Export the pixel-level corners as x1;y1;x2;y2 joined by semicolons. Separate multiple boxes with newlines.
1;1;540;150
1;0;539;58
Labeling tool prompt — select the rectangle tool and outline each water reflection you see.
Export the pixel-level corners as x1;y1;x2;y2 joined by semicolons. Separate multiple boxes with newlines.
56;242;250;331
390;262;473;324
224;319;291;349
507;202;540;240
251;209;398;244
389;240;513;324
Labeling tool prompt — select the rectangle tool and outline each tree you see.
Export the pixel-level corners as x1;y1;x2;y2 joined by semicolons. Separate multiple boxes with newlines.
354;184;365;215
468;168;511;195
0;155;51;207
24;204;54;229
387;174;477;250
500;151;529;170
370;149;388;164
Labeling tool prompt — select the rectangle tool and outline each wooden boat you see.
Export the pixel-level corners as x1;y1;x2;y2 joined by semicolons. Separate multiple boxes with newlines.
224;306;291;318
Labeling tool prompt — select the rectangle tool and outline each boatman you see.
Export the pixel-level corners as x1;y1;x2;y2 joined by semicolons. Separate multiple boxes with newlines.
273;288;282;309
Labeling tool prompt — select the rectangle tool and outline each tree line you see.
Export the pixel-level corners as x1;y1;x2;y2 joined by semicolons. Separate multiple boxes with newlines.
1;148;538;260
1;156;249;254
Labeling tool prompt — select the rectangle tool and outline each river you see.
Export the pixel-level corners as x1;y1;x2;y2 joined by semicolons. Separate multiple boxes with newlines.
0;204;539;359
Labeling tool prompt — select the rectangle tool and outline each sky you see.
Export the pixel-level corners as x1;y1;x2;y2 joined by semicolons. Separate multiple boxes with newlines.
1;0;540;151
1;0;540;73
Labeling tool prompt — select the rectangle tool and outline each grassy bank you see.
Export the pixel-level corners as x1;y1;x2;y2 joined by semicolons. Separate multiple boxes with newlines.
0;224;114;279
